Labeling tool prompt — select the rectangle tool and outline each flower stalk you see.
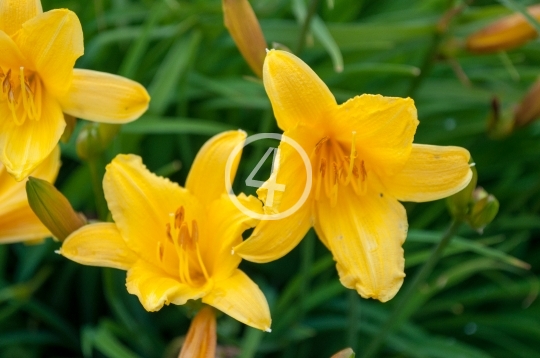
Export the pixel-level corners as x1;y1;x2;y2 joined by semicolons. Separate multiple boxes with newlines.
362;219;462;358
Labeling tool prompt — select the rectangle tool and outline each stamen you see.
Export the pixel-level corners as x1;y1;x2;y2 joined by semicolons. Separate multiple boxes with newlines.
19;67;34;120
157;241;164;262
175;206;185;229
166;223;173;242
358;160;367;194
343;131;357;185
2;69;11;94
193;221;210;281
315;158;326;201
24;75;37;120
330;162;339;207
314;137;329;155
179;223;194;285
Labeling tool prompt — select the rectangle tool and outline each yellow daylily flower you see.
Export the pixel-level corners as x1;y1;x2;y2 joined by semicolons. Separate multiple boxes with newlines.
60;131;272;332
234;50;473;302
179;306;216;358
0;146;60;244
0;0;150;181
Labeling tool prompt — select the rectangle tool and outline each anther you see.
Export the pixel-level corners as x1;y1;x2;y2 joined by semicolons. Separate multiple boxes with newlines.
165;222;173;242
175;206;185;229
157;241;164;262
3;69;11;94
314;137;329;155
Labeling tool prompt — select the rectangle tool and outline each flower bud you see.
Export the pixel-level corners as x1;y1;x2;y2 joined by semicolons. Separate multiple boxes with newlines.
26;177;86;241
467;4;540;53
446;161;477;219
223;0;267;78
514;77;540;128
467;187;499;234
179;306;216;358
76;123;121;161
331;348;355;358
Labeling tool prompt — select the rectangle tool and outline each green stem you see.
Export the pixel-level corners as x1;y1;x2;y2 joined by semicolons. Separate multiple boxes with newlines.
300;230;315;320
347;290;359;352
406;31;443;98
296;0;321;54
362;219;462;358
88;156;108;221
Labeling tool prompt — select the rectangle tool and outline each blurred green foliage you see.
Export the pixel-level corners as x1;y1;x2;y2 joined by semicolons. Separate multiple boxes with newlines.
2;0;540;357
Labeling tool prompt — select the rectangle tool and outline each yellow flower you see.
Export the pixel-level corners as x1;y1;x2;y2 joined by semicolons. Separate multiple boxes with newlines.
0;146;60;244
179;306;216;358
467;4;540;53
60;131;272;332
234;50;473;302
0;0;150;180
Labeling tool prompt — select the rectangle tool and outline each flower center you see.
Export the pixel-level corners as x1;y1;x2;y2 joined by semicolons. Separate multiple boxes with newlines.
312;131;368;206
0;66;42;126
162;206;210;284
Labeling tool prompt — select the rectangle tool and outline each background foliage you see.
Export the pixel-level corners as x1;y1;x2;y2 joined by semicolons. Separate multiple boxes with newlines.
3;0;540;357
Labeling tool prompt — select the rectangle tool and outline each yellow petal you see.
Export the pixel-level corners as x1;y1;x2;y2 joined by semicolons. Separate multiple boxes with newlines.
0;89;65;181
332;94;419;176
126;259;211;312
202;193;261;280
59;69;150;123
0;146;60;216
179;306;217;358
203;269;271;332
382;144;472;202
17;9;83;97
263;50;336;131
0;205;50;244
0;0;42;36
103;154;204;276
186;130;246;206
314;185;407;302
234;126;316;263
0;30;29;69
60;223;137;270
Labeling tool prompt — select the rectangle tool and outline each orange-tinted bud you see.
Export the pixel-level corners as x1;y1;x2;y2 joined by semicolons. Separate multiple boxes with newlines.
223;0;267;78
178;306;216;358
467;5;540;53
514;77;540;128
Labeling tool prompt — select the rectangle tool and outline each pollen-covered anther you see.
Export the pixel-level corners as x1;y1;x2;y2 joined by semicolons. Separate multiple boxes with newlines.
2;69;11;94
157;241;164;262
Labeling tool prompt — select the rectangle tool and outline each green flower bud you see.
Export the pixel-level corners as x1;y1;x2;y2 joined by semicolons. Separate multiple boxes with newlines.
468;187;499;234
446;160;477;220
331;348;355;358
26;177;86;241
76;123;121;161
